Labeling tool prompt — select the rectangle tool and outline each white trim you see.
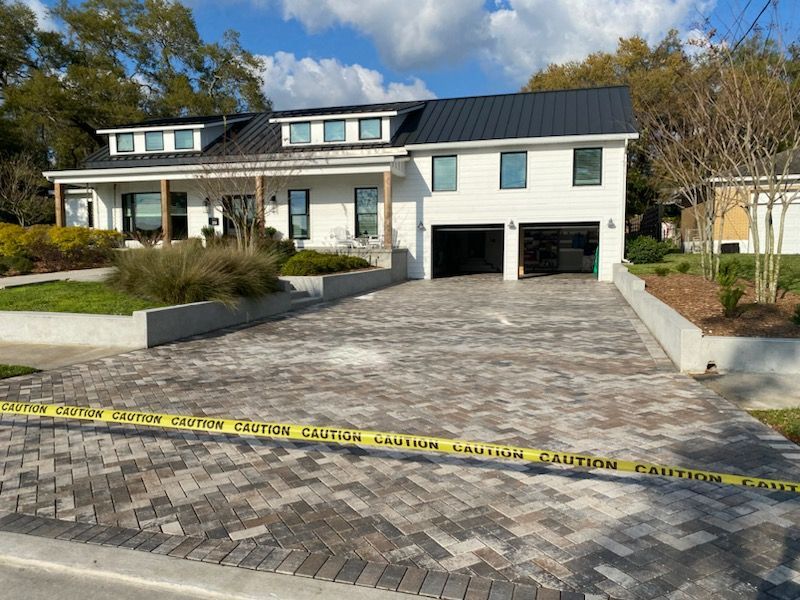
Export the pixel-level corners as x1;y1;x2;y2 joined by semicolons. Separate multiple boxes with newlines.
97;118;249;135
405;132;639;151
270;111;398;124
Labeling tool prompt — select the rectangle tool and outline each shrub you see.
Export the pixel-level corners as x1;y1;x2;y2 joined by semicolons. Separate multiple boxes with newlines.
281;250;371;276
654;266;670;277
626;236;671;264
107;244;279;306
0;224;122;271
675;261;691;274
257;235;296;267
0;255;34;275
130;228;164;248
792;304;800;326
717;259;744;318
0;223;27;257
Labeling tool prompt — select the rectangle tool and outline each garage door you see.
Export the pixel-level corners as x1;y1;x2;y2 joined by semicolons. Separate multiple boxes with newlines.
432;225;504;278
520;222;599;276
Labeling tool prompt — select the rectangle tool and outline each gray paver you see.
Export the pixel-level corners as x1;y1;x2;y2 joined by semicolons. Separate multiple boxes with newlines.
0;277;798;600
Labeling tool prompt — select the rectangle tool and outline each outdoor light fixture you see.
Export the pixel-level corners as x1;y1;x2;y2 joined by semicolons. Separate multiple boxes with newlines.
508;219;516;229
607;218;615;228
417;221;425;231
268;195;277;210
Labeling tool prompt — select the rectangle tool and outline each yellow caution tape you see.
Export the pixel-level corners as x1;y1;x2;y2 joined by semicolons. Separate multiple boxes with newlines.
1;400;798;494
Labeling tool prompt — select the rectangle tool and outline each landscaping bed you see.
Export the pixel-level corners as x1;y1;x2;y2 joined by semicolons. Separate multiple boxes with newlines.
641;273;800;338
0;281;163;315
750;408;800;444
0;364;38;379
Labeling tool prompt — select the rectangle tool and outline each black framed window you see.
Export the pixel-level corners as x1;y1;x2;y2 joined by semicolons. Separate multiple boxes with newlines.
221;194;255;237
500;152;527;189
116;133;134;152
122;191;187;239
359;118;381;140
290;122;311;144
289;189;310;239
324;120;345;142
145;131;164;151
573;148;602;186
355;187;378;236
432;156;457;192
174;130;194;150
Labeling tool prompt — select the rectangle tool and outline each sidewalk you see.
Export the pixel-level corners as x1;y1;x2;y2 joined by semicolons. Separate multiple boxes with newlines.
0;267;114;289
0;342;133;370
0;531;409;600
694;372;800;410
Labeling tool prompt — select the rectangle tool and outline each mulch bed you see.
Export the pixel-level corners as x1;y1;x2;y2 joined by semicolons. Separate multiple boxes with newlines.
642;273;800;338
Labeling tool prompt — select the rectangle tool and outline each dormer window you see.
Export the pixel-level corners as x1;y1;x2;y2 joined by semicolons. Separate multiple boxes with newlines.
324;120;345;142
359;118;381;140
290;122;311;144
116;133;134;153
145;131;164;151
174;130;194;150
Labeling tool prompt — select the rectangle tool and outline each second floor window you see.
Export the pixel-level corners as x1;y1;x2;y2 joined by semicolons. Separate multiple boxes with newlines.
290;122;311;143
500;152;527;189
324;120;345;142
359;118;381;140
145;131;164;151
432;156;457;192
174;130;194;150
116;133;134;152
574;148;602;186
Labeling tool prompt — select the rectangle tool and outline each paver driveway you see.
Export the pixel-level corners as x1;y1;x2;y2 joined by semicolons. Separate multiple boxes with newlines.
1;276;799;599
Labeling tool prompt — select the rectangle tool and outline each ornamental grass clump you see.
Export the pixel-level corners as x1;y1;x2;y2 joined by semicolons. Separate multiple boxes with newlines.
717;259;745;318
108;243;279;307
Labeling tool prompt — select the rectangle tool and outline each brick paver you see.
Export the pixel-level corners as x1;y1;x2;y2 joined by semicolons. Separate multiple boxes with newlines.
1;276;799;599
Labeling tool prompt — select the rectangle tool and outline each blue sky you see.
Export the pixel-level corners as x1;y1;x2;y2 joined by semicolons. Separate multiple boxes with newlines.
27;0;800;109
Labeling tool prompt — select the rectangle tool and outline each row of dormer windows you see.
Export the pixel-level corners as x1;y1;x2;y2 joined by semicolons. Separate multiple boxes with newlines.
116;129;195;153
288;117;382;145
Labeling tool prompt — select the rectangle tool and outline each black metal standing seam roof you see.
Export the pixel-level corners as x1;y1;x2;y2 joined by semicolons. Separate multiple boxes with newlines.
80;86;637;169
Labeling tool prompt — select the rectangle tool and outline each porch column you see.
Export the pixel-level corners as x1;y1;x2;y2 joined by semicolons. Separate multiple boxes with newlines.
383;171;392;249
54;182;66;227
160;179;171;245
255;175;266;234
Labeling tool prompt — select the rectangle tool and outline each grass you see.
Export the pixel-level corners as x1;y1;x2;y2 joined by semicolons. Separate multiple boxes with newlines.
0;364;39;379
627;253;800;294
0;281;164;315
750;408;800;444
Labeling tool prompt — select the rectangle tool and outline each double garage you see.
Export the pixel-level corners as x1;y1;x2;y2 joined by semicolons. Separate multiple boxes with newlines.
432;222;600;278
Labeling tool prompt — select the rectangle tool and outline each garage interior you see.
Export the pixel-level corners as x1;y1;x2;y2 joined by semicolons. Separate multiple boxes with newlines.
520;222;599;276
432;225;504;278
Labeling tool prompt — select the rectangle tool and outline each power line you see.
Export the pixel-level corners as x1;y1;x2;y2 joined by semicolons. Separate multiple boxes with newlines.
731;0;774;51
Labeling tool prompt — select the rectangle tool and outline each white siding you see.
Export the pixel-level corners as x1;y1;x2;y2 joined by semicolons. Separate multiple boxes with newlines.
392;141;627;281
264;173;385;247
749;196;800;255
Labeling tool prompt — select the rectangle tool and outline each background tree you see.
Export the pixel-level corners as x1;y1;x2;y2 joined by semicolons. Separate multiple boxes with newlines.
0;0;270;170
0;153;52;226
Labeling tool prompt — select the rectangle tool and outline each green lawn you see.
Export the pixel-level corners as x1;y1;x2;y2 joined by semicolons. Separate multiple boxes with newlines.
0;281;164;315
628;253;800;294
0;364;39;379
750;408;800;444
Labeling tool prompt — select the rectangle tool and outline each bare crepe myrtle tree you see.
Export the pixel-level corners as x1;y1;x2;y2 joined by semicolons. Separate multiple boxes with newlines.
702;45;800;303
0;154;51;226
193;146;294;253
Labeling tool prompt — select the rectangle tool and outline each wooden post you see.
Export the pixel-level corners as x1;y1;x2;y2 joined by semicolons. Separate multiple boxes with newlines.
160;179;171;245
383;171;392;249
54;183;66;227
255;175;266;234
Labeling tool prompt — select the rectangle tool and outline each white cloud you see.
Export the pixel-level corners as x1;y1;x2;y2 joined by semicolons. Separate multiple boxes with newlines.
484;0;708;83
20;0;58;31
277;0;487;70
277;0;712;84
258;52;436;109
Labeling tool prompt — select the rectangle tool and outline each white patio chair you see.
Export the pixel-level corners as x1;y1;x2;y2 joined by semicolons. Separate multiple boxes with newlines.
330;227;354;248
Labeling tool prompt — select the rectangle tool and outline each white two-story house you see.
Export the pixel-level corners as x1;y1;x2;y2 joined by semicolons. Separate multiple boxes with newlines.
43;86;638;281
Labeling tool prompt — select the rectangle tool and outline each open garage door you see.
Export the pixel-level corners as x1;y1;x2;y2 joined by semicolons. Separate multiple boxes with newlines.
432;224;504;278
520;222;599;276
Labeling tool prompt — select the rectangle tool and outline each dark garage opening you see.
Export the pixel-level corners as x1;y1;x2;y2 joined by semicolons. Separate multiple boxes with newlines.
432;225;504;278
520;222;599;276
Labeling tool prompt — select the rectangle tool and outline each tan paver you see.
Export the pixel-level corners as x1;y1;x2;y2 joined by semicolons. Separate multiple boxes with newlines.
0;276;798;599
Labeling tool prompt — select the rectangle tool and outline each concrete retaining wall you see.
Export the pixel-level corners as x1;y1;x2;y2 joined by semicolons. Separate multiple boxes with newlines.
281;268;393;302
0;292;291;349
613;264;800;374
